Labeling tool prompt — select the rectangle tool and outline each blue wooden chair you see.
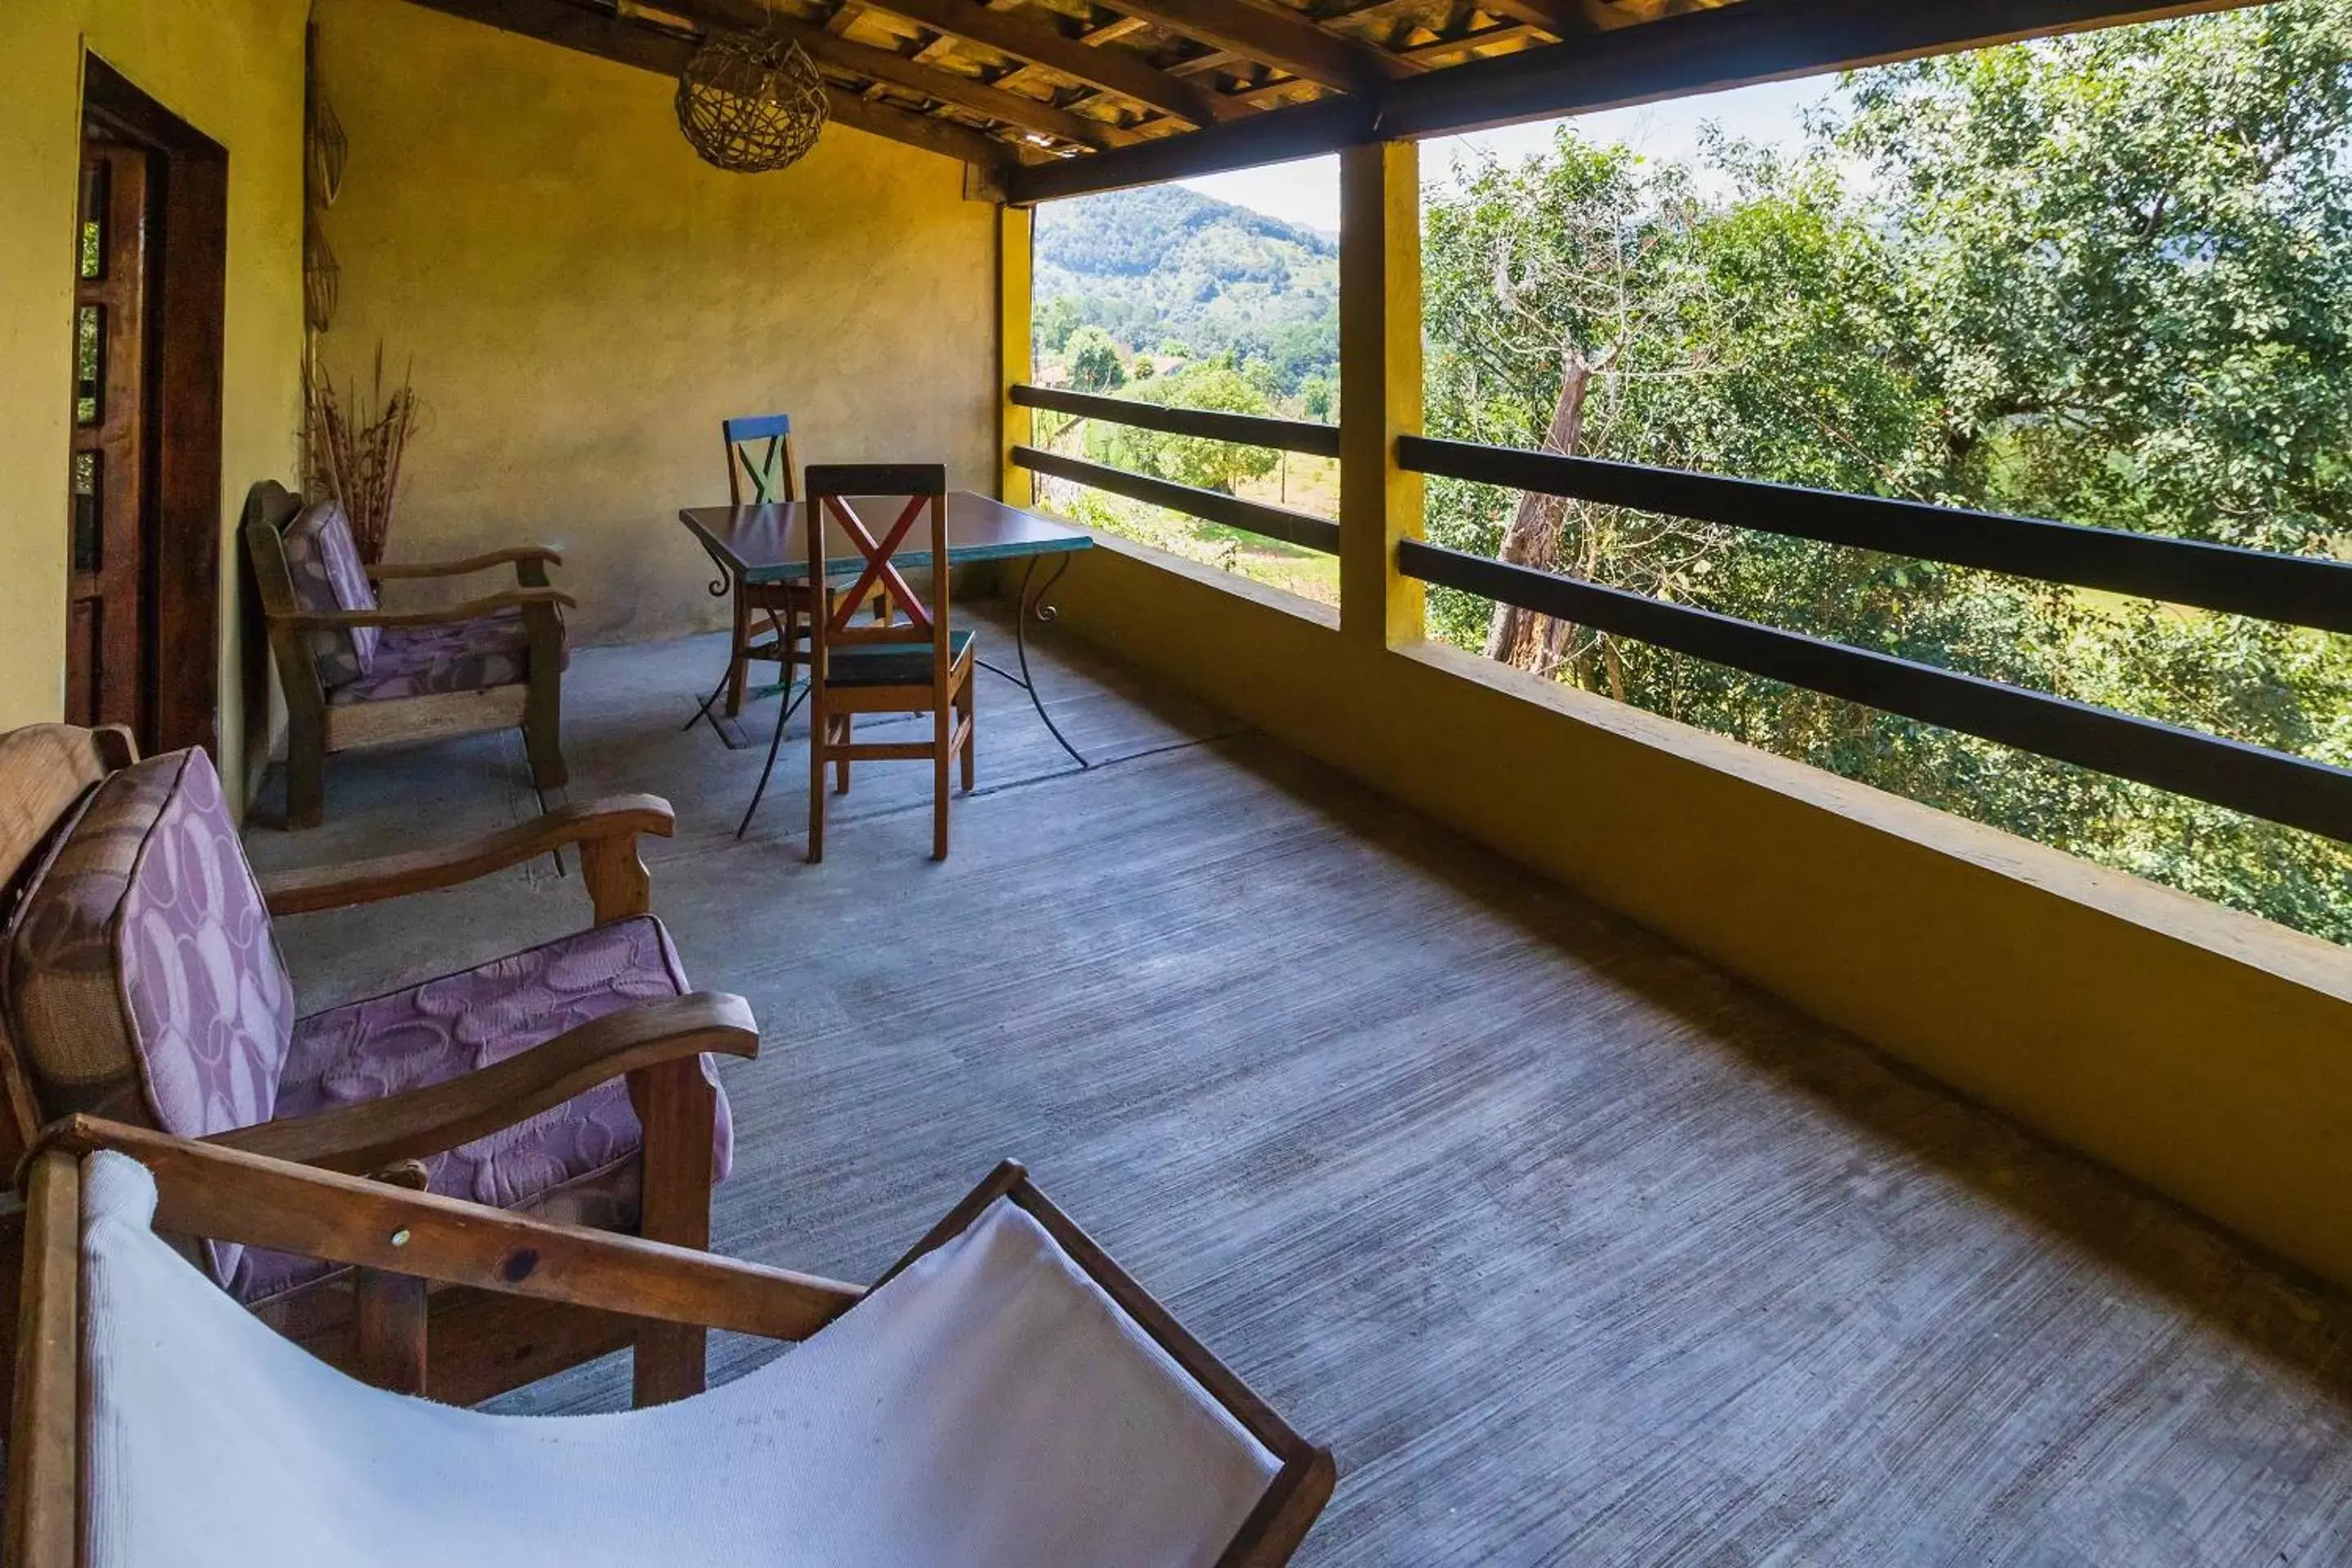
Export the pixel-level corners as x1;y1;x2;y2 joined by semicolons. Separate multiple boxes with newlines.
702;415;882;719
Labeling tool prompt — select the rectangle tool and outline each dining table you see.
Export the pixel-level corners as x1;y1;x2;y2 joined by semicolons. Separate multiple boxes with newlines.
677;490;1096;832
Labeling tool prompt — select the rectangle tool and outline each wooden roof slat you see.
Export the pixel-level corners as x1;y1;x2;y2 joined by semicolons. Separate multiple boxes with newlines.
1095;0;1409;93
1468;0;1590;36
1228;74;1321;107
1164;45;1243;78
1396;18;1542;60
1310;0;1457;28
854;0;1232;121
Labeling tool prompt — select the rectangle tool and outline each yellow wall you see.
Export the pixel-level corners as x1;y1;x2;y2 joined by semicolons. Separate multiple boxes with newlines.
0;0;309;805
1052;537;2352;1288
312;0;1000;648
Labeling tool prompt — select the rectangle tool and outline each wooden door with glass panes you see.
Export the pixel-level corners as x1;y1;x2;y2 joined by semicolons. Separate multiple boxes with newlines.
67;138;154;735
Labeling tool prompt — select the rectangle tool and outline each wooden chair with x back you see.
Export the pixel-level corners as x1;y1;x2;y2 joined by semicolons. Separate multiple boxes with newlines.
801;463;975;862
710;413;882;719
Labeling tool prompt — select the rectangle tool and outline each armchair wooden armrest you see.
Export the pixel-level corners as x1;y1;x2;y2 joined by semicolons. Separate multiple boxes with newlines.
30;1113;858;1344
276;586;577;631
205;991;757;1175
257;795;673;920
368;546;563;581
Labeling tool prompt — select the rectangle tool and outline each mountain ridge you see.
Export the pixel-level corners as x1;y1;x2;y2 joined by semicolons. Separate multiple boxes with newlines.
1033;184;1339;390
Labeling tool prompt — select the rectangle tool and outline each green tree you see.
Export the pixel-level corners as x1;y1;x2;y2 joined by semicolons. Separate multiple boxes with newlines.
1300;374;1334;422
1067;326;1126;393
1425;134;1949;688
1034;295;1084;356
1824;2;2352;935
1421;2;2352;942
1100;362;1281;494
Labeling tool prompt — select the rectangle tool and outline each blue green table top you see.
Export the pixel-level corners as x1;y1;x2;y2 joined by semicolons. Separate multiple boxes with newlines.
679;491;1092;586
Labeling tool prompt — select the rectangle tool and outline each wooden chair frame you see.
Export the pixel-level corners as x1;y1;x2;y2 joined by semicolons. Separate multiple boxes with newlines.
242;480;570;829
802;465;975;862
0;723;746;1417
707;416;884;719
6;1121;1335;1568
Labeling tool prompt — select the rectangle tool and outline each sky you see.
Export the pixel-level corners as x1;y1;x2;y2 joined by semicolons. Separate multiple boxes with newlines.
1173;74;1836;235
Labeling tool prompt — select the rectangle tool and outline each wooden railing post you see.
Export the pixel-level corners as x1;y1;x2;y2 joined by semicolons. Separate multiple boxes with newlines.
1339;139;1423;649
1000;203;1034;507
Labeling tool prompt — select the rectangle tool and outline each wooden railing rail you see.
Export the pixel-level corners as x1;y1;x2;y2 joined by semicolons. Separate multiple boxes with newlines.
1013;446;1340;555
1012;384;1341;459
1400;435;2352;634
1007;383;1339;554
1394;436;2352;842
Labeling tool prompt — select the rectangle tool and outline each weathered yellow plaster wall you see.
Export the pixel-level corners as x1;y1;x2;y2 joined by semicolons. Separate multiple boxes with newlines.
1052;537;2352;1290
313;0;999;648
0;0;309;805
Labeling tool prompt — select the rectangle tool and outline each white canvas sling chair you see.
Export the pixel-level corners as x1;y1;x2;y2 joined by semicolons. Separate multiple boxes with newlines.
4;1116;1334;1568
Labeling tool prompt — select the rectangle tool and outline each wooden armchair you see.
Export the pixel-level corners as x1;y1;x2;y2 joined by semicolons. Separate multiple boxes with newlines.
0;722;743;1411
10;1123;1336;1568
242;479;570;828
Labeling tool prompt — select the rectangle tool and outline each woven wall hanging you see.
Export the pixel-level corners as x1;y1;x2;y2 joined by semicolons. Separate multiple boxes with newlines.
675;24;829;174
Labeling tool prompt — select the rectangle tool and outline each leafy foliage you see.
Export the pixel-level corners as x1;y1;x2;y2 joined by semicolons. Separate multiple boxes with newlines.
1423;2;2352;942
1097;362;1282;494
1066;326;1126;393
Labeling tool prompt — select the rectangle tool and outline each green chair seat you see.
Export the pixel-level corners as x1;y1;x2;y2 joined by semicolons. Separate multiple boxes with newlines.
827;628;974;688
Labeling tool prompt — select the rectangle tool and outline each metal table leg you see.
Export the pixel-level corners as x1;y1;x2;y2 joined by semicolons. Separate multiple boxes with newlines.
683;566;739;741
688;586;792;751
735;672;811;840
973;554;1089;770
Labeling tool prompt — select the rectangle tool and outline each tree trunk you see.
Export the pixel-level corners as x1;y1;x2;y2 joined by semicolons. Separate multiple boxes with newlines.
1484;343;1593;671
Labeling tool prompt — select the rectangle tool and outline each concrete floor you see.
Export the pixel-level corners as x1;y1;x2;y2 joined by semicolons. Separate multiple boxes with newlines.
246;608;2352;1566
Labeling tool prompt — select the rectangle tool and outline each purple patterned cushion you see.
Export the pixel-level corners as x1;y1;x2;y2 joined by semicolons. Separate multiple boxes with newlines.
326;604;568;706
236;915;733;1304
283;501;381;688
4;746;296;1285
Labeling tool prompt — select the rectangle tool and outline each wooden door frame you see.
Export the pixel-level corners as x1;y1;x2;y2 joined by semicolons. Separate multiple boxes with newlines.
78;56;227;760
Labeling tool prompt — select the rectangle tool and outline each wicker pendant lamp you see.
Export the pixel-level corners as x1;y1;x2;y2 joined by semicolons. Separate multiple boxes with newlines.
675;12;829;175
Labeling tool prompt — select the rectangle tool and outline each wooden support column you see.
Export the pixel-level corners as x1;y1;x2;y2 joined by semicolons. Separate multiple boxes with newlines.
1000;203;1035;506
1339;140;1423;647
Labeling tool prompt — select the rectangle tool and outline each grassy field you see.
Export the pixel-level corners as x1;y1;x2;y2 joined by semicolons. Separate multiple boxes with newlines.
1036;452;1343;608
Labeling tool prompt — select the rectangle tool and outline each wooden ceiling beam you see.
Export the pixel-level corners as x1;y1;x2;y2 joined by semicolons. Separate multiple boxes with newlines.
992;16;1156;100
1165;47;1245;77
1094;0;1410;94
1014;90;1370;198
653;0;1135;145
856;0;1233;122
1009;0;2265;203
408;0;700;71
820;78;1022;174
1375;0;2266;137
396;0;1016;176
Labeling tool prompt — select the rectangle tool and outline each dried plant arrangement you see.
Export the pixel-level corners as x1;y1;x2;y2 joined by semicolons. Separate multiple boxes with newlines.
305;345;419;565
